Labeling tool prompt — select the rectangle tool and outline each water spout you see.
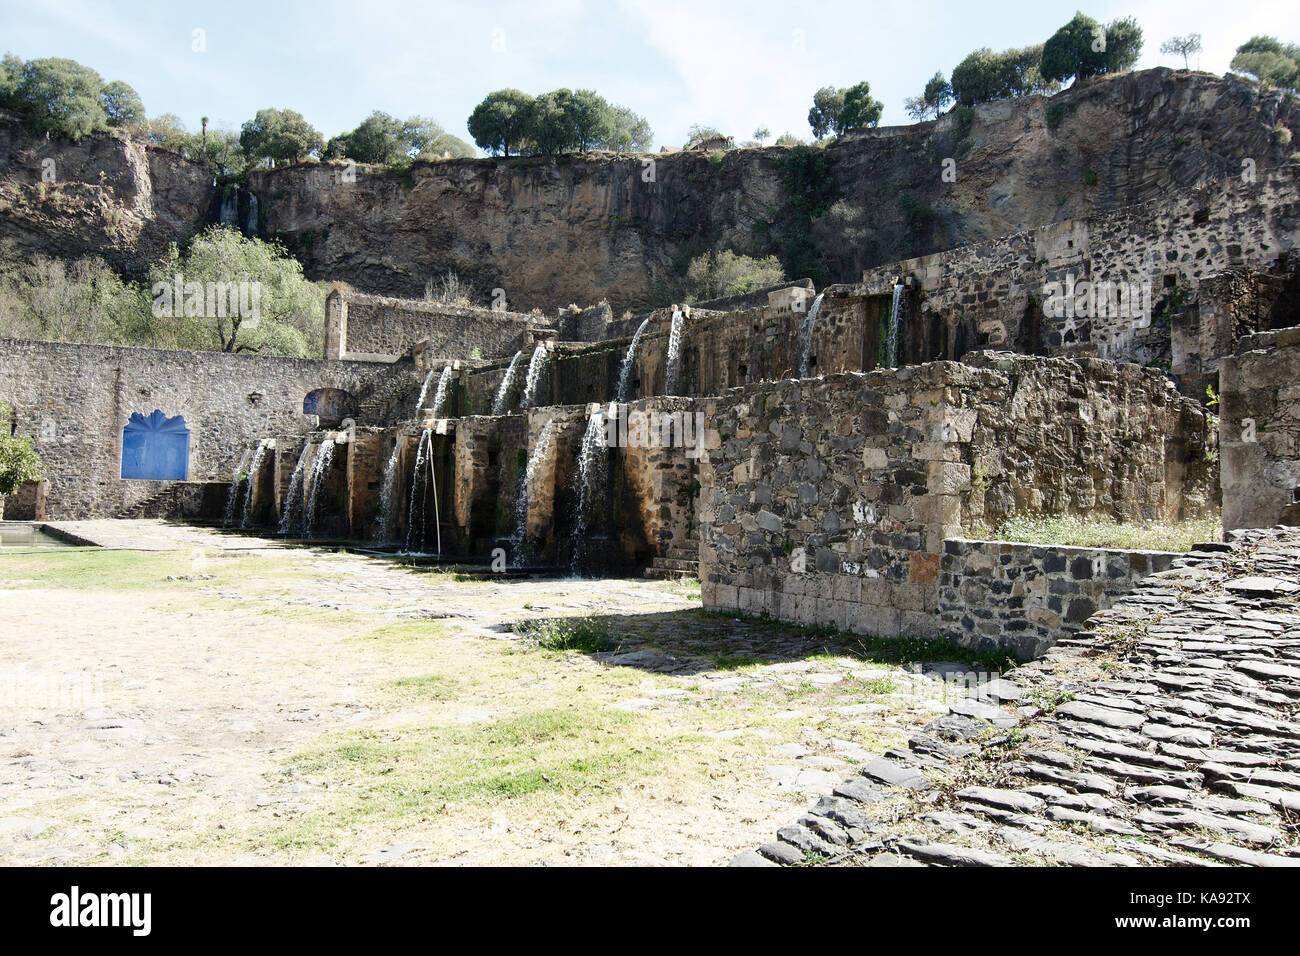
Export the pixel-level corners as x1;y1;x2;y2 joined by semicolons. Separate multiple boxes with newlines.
303;439;336;539
797;292;825;378
278;444;312;535
886;283;906;369
492;350;526;415
239;443;268;529
509;420;557;567
223;449;252;526
616;318;651;401
571;412;609;574
429;365;454;417
520;344;549;409
375;440;402;542
414;367;438;413
664;309;685;395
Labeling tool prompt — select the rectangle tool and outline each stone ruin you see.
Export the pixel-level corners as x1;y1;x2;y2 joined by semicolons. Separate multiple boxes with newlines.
1;163;1298;659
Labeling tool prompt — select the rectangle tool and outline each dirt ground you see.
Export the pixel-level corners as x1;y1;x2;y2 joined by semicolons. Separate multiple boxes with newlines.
0;521;986;866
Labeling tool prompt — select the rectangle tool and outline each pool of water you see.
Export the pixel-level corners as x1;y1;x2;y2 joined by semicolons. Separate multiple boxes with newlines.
0;524;85;550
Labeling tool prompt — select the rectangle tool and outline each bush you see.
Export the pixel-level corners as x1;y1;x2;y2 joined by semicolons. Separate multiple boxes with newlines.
0;401;44;498
1041;13;1143;85
685;250;785;300
512;616;615;653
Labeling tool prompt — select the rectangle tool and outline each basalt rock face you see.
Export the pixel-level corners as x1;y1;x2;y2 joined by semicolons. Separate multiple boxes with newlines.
2;70;1297;313
0;109;215;276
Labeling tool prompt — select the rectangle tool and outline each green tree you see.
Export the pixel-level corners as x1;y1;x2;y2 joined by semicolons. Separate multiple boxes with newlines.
150;229;324;355
10;57;107;141
0;52;24;104
952;46;1053;105
1160;34;1202;69
603;105;653;151
1040;12;1143;85
239;108;324;165
685;250;785;299
0;401;44;503
807;86;845;139
403;116;475;158
1231;36;1300;92
467;88;534;156
839;81;883;131
143;113;189;151
753;126;771;144
101;80;145;129
338;110;408;164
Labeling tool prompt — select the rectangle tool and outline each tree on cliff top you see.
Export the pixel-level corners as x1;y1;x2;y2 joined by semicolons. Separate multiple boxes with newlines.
0;401;44;502
1040;12;1143;85
239;108;324;166
1231;36;1300;92
101;80;145;129
807;82;882;139
1160;34;1202;70
951;45;1054;105
905;72;954;121
325;112;474;165
9;57;106;141
467;89;535;156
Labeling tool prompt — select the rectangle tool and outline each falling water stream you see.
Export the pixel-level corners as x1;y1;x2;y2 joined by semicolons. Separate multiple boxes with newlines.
616;317;651;401
405;430;442;555
664;309;685;395
886;283;906;369
509;420;556;567
222;449;252;526
492;350;526;414
375;440;402;542
797;292;825;378
239;443;268;529
570;412;609;574
429;366;454;417
278;444;311;535
303;439;336;538
520;344;549;408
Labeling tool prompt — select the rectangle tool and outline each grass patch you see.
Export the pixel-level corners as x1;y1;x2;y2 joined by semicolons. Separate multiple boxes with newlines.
711;653;765;670
383;672;462;701
511;616;618;654
989;514;1222;552
277;707;664;840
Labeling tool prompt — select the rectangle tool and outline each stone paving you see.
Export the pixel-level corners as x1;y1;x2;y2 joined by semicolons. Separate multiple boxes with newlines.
734;527;1300;867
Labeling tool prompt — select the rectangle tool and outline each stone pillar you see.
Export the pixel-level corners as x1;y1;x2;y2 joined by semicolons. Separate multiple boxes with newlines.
324;290;348;360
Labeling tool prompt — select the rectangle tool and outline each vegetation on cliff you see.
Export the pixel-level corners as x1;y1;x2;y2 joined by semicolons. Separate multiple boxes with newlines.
468;87;652;155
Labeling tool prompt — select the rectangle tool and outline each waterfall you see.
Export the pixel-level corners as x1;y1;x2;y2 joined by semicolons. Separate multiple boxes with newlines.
245;193;259;236
886;283;906;369
404;430;443;555
492;350;525;415
222;449;252;526
278;444;312;535
615;317;651;401
520;344;549;409
239;443;268;529
303;439;336;539
218;185;238;227
570;412;609;574
414;367;438;413
509;420;557;567
375;440;402;542
429;366;454;417
797;292;825;378
664;309;685;395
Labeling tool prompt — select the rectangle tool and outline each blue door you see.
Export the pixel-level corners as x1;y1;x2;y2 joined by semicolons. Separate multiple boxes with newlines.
121;410;190;480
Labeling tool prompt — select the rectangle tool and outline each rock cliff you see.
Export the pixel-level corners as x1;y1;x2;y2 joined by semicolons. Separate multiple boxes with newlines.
1;69;1296;314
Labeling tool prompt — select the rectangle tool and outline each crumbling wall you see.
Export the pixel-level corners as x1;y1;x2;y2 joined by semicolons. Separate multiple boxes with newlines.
325;290;535;361
854;169;1300;378
1219;325;1300;529
698;354;1214;645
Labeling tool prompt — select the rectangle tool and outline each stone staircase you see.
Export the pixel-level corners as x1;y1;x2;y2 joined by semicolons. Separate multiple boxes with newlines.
643;535;700;581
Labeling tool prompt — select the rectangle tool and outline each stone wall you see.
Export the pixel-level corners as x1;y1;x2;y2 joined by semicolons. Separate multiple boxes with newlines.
938;539;1180;659
325;290;536;361
1219;324;1300;528
853;168;1300;383
698;354;1214;646
0;338;389;518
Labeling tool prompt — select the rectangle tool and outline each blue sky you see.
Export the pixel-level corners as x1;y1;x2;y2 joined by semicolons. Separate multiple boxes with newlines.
2;0;1296;150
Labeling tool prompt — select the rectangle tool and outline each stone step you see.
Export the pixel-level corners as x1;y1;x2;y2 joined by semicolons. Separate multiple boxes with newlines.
651;557;699;572
641;566;696;581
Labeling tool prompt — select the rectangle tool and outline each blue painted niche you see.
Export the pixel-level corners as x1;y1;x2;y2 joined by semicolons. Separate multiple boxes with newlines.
121;410;190;480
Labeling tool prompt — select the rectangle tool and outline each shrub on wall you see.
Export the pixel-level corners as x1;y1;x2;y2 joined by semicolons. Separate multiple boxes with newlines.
0;401;44;504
